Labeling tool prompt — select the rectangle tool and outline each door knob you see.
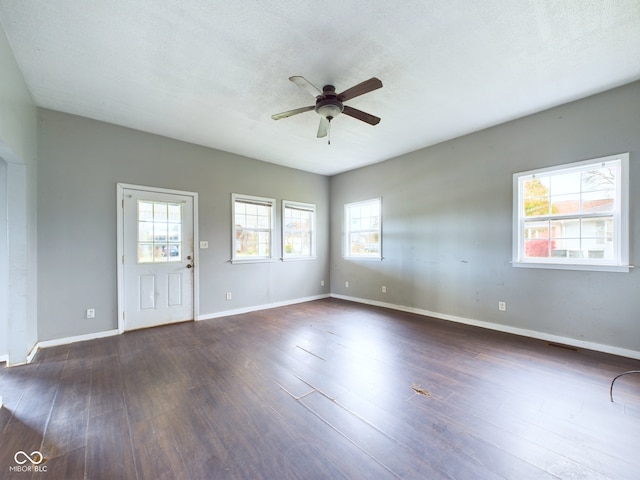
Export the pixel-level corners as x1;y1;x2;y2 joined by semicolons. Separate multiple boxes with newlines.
186;264;193;268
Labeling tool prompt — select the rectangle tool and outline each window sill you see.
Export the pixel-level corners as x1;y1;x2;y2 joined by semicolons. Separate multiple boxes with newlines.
231;258;278;264
281;256;317;262
513;261;631;273
343;256;383;262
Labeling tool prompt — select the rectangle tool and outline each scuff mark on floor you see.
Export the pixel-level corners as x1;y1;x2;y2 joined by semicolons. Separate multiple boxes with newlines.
411;383;432;397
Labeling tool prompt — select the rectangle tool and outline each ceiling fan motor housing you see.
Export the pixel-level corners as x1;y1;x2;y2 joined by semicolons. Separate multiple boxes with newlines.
315;85;343;120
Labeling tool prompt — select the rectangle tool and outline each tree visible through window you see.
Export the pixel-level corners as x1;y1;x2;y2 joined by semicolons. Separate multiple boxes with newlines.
513;153;629;272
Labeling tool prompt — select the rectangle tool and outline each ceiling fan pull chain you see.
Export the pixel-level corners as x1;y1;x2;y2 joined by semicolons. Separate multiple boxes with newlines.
328;119;331;145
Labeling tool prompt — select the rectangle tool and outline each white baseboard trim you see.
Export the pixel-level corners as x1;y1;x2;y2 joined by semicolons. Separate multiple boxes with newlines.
21;294;638;362
26;346;39;364
28;329;120;362
197;294;331;321
0;354;7;363
331;294;640;360
22;295;330;361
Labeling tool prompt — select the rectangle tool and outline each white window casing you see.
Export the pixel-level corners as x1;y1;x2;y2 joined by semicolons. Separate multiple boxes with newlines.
344;197;382;261
512;153;629;272
232;193;276;263
282;200;316;260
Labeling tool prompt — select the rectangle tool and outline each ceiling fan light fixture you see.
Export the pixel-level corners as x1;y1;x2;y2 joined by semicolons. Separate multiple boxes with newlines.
315;99;343;119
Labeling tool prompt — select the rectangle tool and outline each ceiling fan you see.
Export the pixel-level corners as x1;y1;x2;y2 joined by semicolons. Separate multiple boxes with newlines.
272;76;383;140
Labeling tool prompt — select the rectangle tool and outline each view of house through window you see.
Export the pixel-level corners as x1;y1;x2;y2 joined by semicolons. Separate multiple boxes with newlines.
283;200;315;259
232;194;274;262
137;200;182;263
344;197;382;260
513;153;629;271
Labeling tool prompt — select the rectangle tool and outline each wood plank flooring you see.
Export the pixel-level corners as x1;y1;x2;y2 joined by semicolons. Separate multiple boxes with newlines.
1;298;639;479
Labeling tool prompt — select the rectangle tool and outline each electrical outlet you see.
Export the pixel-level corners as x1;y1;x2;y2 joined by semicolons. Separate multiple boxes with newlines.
498;301;506;311
86;308;95;319
345;281;349;288
382;286;387;293
320;280;324;287
226;292;232;300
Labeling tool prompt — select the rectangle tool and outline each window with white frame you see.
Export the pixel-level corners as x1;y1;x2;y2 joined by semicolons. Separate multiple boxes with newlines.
344;197;382;260
513;153;629;272
232;193;275;262
282;200;316;260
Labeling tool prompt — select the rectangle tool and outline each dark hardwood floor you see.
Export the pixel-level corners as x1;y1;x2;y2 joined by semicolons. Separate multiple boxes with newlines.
1;298;639;479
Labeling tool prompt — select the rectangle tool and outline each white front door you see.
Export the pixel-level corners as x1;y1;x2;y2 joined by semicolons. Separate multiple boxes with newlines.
119;185;195;331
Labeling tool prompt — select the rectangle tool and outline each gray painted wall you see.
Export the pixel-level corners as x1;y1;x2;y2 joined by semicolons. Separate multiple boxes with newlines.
0;24;38;364
37;109;330;341
28;79;640;356
330;81;640;355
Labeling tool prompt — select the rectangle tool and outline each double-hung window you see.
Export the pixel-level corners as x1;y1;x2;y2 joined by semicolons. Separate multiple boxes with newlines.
513;153;629;272
282;200;316;260
344;197;382;260
232;193;275;262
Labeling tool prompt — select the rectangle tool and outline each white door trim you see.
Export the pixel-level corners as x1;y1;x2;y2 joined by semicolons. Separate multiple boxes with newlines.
116;183;199;333
0;143;31;366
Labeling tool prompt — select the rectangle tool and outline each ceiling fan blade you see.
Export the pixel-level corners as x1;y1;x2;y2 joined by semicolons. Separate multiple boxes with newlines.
317;117;329;138
342;105;381;125
337;77;383;102
289;76;322;97
271;105;315;120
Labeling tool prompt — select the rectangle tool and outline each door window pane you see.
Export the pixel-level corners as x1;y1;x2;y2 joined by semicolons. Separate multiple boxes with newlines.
138;243;153;263
154;203;167;222
138;200;182;263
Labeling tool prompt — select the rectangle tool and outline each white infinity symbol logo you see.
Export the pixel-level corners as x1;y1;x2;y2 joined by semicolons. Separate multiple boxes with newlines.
14;450;44;465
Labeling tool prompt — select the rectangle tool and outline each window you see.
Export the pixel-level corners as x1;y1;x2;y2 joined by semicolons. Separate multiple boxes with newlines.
137;200;182;263
232;194;275;262
513;153;629;272
344;197;382;260
282;200;316;260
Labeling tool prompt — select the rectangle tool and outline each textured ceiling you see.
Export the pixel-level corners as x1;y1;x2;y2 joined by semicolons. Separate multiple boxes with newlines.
1;1;639;175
